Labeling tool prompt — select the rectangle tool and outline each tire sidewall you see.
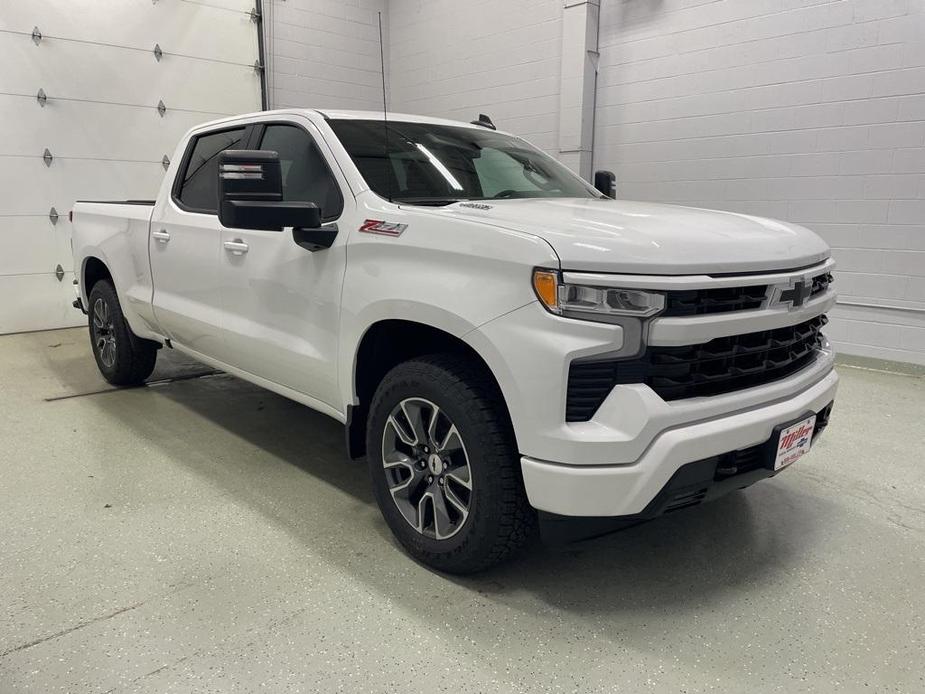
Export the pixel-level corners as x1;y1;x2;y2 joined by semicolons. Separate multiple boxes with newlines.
367;362;511;563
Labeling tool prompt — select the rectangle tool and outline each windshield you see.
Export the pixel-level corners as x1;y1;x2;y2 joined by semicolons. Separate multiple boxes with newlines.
328;119;600;205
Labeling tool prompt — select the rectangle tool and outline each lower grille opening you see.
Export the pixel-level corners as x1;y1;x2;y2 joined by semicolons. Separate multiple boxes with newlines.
662;489;709;513
713;443;766;480
566;315;827;422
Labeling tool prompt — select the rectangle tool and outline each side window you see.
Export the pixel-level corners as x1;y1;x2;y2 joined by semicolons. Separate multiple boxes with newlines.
177;128;247;212
258;124;344;222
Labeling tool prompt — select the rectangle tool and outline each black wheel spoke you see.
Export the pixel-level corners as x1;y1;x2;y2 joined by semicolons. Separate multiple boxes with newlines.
399;400;429;446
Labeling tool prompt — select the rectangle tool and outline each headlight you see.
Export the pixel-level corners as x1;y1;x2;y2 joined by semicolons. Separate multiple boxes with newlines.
533;269;665;319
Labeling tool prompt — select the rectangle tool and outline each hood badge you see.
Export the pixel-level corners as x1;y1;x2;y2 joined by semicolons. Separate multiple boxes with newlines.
359;219;407;237
458;202;492;210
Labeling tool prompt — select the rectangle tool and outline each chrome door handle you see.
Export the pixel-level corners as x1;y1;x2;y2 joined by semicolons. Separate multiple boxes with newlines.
152;229;170;243
223;239;249;255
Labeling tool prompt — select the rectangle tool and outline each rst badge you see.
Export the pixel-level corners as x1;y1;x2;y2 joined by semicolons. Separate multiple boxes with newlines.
359;219;407;237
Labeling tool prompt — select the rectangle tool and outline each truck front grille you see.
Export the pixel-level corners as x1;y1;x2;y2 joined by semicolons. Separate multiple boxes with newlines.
660;269;833;318
663;284;767;316
811;272;833;297
566;315;827;421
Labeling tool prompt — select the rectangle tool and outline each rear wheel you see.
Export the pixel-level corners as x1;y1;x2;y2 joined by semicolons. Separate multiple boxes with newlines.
367;355;534;573
87;280;158;386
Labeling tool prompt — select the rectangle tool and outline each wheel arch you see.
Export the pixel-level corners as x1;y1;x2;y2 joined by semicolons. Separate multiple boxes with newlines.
81;255;114;300
346;319;514;460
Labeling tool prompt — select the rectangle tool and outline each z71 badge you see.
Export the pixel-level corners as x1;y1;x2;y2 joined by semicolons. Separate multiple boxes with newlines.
359;219;407;237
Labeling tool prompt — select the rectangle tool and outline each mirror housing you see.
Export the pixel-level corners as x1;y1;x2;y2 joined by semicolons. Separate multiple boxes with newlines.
293;226;338;252
593;170;617;199
218;150;322;231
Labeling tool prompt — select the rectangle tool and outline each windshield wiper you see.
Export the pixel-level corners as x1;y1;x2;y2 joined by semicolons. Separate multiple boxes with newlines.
392;197;465;206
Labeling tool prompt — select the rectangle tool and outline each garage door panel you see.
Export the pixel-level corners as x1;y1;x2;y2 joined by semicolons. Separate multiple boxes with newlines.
0;1;257;65
1;3;261;334
0;159;165;217
0;273;83;334
0;34;260;115
1;96;219;162
0;218;58;276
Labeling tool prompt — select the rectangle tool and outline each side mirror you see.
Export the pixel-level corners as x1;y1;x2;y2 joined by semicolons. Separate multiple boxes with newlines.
593;170;617;199
218;150;322;231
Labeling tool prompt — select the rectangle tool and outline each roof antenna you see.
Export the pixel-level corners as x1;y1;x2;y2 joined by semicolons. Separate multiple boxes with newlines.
471;113;496;130
377;11;393;203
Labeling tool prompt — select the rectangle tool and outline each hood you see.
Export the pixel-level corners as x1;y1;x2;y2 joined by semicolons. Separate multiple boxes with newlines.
434;198;830;275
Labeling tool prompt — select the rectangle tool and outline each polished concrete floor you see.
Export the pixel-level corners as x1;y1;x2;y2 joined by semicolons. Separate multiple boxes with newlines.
1;327;923;693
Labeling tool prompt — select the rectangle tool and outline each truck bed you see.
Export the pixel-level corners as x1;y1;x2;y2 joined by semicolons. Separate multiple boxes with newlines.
71;200;158;340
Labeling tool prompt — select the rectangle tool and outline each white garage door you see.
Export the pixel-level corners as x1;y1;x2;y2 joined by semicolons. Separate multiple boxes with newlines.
0;0;263;334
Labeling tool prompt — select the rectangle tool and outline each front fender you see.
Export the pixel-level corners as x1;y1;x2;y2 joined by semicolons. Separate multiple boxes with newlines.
337;206;560;409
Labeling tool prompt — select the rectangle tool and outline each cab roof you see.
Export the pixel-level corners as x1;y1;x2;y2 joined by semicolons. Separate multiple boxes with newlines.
188;108;509;136
314;109;493;131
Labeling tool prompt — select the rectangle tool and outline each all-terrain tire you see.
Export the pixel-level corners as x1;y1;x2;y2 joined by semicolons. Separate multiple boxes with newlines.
87;280;158;386
367;354;535;574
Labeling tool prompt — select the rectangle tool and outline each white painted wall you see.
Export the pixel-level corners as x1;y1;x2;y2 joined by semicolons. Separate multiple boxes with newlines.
263;0;389;111
0;0;261;334
388;0;564;153
594;0;925;365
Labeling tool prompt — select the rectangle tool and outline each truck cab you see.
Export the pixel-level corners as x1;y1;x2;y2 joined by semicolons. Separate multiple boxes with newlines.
71;109;838;573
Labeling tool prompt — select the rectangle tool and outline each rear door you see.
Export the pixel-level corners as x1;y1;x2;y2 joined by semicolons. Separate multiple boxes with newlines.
150;125;251;359
217;117;351;409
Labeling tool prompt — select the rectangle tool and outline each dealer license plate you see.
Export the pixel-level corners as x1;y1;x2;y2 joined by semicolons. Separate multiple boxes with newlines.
772;414;816;470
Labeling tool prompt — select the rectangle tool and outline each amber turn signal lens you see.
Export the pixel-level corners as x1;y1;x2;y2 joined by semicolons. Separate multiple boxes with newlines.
532;269;560;313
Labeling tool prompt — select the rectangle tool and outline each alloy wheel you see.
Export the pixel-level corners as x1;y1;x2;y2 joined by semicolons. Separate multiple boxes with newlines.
381;397;473;540
92;297;117;368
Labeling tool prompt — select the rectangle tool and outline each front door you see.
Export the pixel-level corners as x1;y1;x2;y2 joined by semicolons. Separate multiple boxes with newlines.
218;118;351;410
151;125;250;360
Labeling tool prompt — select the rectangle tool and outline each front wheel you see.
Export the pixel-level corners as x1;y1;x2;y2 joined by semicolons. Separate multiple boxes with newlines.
87;280;158;386
367;355;535;573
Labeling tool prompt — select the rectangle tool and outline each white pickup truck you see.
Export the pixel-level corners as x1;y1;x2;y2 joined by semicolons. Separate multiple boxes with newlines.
71;109;838;572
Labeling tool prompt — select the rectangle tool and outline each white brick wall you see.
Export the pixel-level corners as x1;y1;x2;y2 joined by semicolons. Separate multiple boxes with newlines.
264;0;388;111
387;0;564;152
266;0;924;365
594;0;925;365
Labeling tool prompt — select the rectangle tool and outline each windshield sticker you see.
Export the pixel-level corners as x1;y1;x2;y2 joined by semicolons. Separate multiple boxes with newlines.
359;219;407;237
458;202;493;210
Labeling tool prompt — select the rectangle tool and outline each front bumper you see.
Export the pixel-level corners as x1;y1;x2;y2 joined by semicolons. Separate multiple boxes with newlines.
520;366;838;517
538;401;834;542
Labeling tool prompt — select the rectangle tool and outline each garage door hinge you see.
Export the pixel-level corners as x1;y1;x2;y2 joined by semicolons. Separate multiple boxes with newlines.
249;8;261;23
154;43;163;62
43;148;53;166
32;26;42;45
37;88;47;107
157;99;166;117
55;264;65;282
253;60;264;74
162;155;170;170
49;207;59;225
